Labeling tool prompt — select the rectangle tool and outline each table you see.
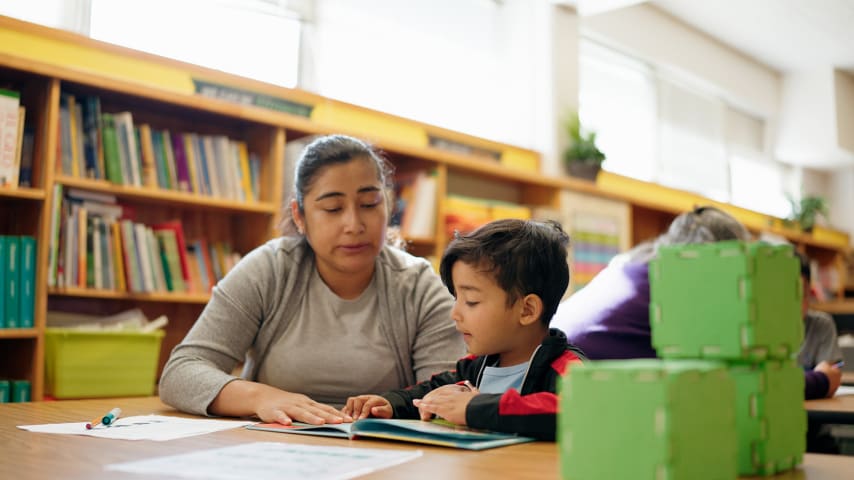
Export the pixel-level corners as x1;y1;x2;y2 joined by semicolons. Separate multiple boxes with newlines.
806;386;854;424
2;397;852;480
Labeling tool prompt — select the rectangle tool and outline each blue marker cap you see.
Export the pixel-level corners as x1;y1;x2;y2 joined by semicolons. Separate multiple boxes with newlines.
102;407;122;426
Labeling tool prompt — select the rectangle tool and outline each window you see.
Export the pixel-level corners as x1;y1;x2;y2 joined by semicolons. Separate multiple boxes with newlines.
579;42;657;181
727;108;790;217
657;78;728;201
579;38;791;214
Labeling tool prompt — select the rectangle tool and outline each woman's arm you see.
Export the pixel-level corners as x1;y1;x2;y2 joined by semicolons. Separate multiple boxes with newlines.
159;244;273;415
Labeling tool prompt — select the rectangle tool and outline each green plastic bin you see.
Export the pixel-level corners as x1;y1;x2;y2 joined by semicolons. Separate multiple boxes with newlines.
44;328;164;398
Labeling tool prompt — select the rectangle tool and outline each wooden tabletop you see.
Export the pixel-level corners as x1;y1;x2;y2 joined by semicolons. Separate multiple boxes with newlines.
805;387;854;424
1;397;853;480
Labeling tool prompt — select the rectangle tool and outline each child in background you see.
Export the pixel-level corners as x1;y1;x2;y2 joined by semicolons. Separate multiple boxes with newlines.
796;251;843;399
343;219;585;440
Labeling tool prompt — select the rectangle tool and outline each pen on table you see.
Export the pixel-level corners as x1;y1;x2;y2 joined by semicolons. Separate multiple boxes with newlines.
833;360;845;369
86;407;122;429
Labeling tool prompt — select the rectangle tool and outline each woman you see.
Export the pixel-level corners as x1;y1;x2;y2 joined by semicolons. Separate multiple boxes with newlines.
552;205;751;359
552;205;841;399
159;135;465;425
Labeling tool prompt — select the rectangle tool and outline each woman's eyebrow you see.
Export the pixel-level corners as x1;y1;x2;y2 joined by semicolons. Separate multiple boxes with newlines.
314;186;379;202
314;191;344;202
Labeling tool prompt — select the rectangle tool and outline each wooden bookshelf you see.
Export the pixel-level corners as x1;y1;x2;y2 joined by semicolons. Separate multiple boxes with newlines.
0;15;851;401
47;287;210;304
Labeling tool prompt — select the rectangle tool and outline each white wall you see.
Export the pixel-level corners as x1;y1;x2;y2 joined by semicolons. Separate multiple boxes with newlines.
830;168;854;235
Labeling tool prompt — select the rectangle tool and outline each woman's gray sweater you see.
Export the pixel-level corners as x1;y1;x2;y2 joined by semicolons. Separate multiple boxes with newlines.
159;236;464;415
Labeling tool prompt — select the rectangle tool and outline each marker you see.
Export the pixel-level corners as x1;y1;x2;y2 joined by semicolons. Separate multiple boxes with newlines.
101;407;122;426
833;360;845;369
85;415;102;430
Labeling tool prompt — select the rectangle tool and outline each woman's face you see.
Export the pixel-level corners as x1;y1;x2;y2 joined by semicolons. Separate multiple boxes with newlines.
292;156;388;281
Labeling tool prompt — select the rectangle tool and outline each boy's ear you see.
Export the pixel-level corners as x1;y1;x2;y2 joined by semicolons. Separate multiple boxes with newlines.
518;294;543;327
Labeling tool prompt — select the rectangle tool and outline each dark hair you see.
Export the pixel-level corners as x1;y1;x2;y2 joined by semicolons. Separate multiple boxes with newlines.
795;250;811;281
439;219;571;326
279;134;395;236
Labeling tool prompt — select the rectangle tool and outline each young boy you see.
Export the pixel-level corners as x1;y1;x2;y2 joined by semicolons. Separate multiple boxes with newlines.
343;218;585;440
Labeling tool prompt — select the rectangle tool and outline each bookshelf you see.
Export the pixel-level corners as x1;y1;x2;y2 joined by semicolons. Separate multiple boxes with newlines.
0;16;850;401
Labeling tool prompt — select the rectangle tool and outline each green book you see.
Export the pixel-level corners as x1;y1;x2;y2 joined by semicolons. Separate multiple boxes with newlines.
101;113;123;184
247;418;535;451
3;236;20;328
18;236;35;328
0;236;6;328
154;229;185;292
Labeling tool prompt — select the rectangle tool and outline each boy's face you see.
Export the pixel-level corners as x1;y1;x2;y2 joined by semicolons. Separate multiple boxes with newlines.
449;261;528;365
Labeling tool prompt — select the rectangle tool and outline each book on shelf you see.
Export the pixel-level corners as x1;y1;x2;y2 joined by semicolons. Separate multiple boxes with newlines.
151;220;192;292
0;88;21;187
400;171;437;239
1;236;20;328
100;113;123;184
18;127;34;187
18;236;35;328
246;418;535;451
137;124;158;188
113;111;141;187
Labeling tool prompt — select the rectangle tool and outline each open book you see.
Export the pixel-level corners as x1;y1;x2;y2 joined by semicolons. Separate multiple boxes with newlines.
246;418;535;451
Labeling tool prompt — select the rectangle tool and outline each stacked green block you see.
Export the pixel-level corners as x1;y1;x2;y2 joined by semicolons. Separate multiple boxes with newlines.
649;241;802;360
730;360;805;475
560;360;736;480
649;241;806;476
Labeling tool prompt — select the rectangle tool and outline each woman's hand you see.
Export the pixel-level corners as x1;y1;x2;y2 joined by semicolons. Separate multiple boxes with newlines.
342;395;393;420
256;388;353;425
412;383;478;425
210;381;351;425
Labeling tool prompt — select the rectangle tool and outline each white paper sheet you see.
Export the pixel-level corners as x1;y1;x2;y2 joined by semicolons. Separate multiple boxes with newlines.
18;415;253;441
106;442;422;480
835;385;854;397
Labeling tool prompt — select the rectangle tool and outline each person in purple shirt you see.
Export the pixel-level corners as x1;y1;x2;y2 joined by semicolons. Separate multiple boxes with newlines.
552;205;835;400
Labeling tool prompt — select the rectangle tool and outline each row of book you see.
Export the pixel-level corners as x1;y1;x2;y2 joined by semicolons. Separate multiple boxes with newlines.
0;88;34;188
46;186;240;294
391;170;438;239
444;195;533;239
57;92;262;202
0;379;30;403
0;235;36;329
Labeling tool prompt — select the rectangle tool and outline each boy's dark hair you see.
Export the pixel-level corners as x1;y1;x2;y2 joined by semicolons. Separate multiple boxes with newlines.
439;219;571;326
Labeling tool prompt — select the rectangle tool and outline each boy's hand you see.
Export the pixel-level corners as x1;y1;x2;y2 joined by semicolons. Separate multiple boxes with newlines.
412;383;478;425
342;395;393;420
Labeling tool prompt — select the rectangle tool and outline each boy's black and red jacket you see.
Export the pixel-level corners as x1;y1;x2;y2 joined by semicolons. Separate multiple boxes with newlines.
381;328;585;440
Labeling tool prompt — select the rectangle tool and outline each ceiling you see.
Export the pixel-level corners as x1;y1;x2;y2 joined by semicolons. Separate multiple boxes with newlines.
648;0;854;76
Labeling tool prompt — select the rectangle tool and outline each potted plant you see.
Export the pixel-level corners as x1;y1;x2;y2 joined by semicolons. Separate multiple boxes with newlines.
562;111;606;181
787;194;829;232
